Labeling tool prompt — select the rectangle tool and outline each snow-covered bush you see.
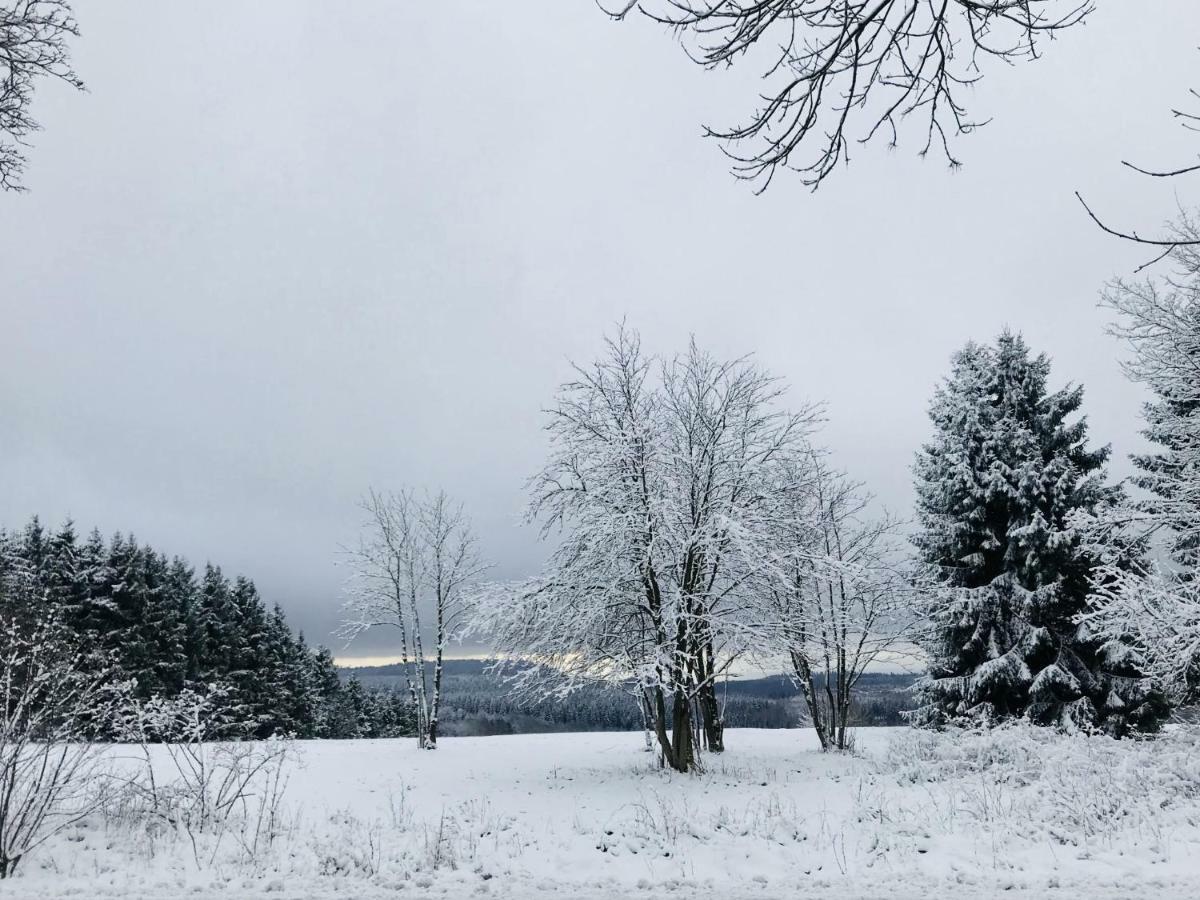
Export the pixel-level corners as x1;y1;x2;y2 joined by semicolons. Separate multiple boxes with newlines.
112;685;294;869
883;723;1200;846
0;610;116;878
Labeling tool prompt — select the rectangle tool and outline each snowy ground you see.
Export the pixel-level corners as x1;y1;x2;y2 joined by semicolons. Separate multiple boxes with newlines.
19;726;1200;899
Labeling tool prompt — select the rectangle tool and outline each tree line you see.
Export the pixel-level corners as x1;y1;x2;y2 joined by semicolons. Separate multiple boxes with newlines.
0;520;410;740
349;660;915;736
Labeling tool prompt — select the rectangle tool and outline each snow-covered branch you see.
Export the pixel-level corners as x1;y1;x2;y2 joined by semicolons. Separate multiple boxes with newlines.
470;326;824;771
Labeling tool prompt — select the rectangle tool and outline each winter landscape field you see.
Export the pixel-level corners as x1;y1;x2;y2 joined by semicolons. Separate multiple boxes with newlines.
11;3;1200;900
17;725;1200;899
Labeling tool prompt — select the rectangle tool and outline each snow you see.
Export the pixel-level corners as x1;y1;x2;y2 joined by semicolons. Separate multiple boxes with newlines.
20;726;1200;898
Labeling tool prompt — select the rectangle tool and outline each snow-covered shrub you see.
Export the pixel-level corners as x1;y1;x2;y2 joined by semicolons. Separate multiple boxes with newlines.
882;723;1200;847
0;611;116;878
302;792;512;885
312;810;384;877
886;723;1046;785
112;685;295;869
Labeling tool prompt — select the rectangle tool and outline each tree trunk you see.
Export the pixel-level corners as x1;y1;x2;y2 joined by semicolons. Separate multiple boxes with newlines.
697;678;724;753
792;649;831;752
835;682;852;751
640;692;655;752
688;635;724;753
649;685;696;772
429;606;445;749
0;853;20;878
669;688;695;772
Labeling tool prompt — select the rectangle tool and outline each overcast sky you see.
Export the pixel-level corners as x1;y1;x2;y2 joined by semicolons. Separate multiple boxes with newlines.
3;1;1198;663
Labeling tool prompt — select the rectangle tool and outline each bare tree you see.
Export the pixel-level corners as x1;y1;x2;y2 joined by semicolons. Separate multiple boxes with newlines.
606;0;1092;190
114;684;294;870
0;574;113;878
470;327;819;772
1076;64;1200;269
0;0;83;191
342;489;484;749
763;454;912;751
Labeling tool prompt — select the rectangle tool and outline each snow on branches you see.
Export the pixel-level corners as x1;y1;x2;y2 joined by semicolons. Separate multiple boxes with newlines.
911;332;1166;735
606;1;1093;190
0;570;117;878
341;489;486;749
1082;233;1200;705
760;454;914;751
0;1;83;190
471;327;834;771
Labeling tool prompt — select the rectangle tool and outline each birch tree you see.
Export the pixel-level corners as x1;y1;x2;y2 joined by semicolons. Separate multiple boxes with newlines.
471;327;819;772
342;489;484;748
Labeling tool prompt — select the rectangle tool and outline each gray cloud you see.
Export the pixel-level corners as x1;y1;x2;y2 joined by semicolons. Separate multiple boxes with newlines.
3;1;1197;660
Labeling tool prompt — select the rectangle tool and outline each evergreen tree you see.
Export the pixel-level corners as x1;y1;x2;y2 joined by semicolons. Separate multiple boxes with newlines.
307;646;345;738
196;564;236;682
337;677;371;738
0;530;30;623
227;575;268;734
19;517;50;585
107;534;156;695
45;520;85;615
1124;300;1200;567
139;549;188;697
76;528;112;631
250;604;313;738
912;332;1166;734
165;557;201;682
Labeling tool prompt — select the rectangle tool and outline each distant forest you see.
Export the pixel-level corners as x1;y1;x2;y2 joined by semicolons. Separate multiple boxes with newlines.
345;660;918;736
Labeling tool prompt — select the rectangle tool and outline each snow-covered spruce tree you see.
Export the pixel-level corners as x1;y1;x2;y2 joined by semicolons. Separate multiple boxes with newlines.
470;327;818;772
912;331;1166;734
1083;232;1200;705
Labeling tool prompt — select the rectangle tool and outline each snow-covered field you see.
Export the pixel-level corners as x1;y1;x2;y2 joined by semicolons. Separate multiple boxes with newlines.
21;726;1200;899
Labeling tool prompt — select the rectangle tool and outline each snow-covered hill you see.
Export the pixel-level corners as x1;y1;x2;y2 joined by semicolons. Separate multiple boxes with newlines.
23;726;1200;898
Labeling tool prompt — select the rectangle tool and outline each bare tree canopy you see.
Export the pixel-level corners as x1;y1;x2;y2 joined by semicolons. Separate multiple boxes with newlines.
762;453;913;751
606;0;1093;190
0;0;83;191
470;327;824;772
1076;79;1200;269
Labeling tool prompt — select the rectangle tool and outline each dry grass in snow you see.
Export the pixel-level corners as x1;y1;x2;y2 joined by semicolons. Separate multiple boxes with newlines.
18;725;1200;898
